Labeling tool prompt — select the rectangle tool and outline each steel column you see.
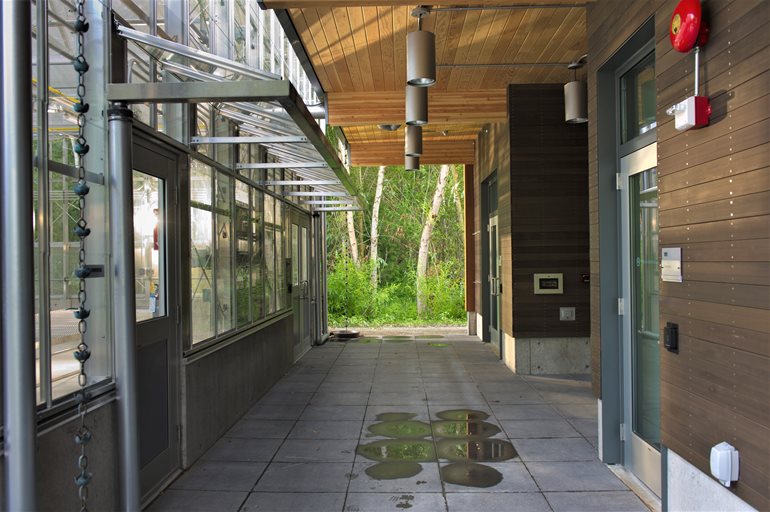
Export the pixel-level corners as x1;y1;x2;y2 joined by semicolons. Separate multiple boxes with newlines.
2;1;38;510
108;103;141;512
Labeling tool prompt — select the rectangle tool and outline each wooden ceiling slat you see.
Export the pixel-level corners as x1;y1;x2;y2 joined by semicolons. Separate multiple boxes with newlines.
531;8;585;82
319;8;356;92
377;6;396;91
447;9;483;90
345;124;482;144
301;8;345;91
350;139;476;166
458;9;498;91
466;10;513;90
362;6;385;92
480;8;536;88
347;7;375;91
433;10;467;92
393;6;410;88
289;9;334;91
330;7;362;92
327;89;508;126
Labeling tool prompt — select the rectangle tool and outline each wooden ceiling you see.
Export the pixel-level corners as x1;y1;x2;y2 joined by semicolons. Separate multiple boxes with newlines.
282;2;588;165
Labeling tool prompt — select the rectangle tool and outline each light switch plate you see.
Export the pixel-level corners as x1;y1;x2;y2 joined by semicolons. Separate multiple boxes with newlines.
559;307;575;321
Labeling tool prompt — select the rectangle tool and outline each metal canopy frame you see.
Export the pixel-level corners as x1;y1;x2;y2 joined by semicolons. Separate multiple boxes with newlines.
111;24;362;209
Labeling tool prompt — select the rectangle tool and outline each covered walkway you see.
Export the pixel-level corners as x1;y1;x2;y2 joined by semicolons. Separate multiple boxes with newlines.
149;335;648;512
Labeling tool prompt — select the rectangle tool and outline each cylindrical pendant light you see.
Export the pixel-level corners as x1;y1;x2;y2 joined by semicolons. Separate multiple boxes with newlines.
406;85;428;126
405;155;420;171
564;80;587;123
405;124;422;157
407;7;435;87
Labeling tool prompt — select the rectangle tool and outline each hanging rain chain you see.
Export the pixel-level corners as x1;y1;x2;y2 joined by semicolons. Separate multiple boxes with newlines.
72;1;93;510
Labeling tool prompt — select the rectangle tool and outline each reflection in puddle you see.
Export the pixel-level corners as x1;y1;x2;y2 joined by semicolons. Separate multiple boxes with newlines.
383;335;411;339
418;335;444;339
441;462;503;488
355;338;381;344
368;420;432;438
383;338;411;343
375;412;417;422
432;420;501;439
356;439;436;462
436;438;517;462
435;409;490;421
427;342;449;347
364;462;422;480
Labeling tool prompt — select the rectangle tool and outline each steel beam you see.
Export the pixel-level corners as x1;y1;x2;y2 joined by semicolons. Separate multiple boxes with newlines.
283;191;352;197
253;180;340;186
237;161;329;169
108;103;141;512
191;135;309;144
300;200;355;205
107;79;292;104
314;207;363;212
2;2;37;510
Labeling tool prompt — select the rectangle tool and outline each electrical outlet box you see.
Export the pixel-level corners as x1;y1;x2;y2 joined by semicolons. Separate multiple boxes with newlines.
559;307;575;321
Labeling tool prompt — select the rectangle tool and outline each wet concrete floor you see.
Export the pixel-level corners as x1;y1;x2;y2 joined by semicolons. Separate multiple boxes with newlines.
149;335;649;512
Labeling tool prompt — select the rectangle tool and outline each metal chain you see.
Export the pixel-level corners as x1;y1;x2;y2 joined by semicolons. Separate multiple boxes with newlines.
72;1;93;510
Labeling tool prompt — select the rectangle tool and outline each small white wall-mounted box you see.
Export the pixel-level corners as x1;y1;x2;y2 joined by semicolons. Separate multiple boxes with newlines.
533;273;563;295
661;247;683;283
710;442;739;487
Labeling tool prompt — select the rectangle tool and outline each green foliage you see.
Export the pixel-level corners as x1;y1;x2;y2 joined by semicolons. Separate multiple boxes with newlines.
326;163;466;327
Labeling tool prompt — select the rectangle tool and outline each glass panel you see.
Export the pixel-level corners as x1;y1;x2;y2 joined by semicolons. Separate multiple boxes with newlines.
621;51;656;144
235;180;251;327
301;226;309;283
264;193;276;314
190;162;214;344
490;223;498;331
215;172;234;334
631;167;660;448
133;171;165;322
292;223;299;287
251;188;264;320
276;201;286;310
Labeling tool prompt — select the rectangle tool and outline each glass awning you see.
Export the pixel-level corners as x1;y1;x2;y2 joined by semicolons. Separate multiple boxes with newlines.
110;23;361;210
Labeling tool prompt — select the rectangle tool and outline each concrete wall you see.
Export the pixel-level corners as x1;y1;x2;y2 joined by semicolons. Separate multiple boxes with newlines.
183;314;293;464
668;450;755;512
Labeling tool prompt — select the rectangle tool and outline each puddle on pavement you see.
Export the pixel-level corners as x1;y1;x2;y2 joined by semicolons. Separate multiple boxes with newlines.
427;342;448;347
435;409;490;421
368;420;432;438
383;335;412;339
355;338;381;344
356;439;436;462
383;338;412;343
417;335;444;339
432;420;501;439
440;462;503;488
364;462;423;480
436;438;517;462
375;412;417;422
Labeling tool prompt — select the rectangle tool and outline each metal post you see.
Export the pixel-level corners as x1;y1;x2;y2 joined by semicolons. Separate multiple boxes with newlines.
37;0;53;407
693;46;700;97
2;1;38;510
108;102;141;512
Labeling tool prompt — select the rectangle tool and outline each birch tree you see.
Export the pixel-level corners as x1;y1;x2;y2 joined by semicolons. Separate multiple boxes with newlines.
369;165;386;286
347;210;359;265
416;164;451;315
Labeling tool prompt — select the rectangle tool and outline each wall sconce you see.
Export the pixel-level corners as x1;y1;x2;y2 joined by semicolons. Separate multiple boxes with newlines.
407;6;435;87
405;124;423;157
406;85;428;125
405;155;420;171
564;55;588;124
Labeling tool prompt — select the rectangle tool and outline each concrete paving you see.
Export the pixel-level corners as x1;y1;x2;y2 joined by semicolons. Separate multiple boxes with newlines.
148;335;649;512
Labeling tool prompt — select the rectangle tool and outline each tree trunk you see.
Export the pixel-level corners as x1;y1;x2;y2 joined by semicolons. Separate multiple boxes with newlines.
347;210;359;265
452;165;464;232
370;165;385;287
417;164;451;315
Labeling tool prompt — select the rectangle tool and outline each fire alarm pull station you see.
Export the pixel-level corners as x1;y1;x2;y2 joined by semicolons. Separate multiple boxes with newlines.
666;0;712;131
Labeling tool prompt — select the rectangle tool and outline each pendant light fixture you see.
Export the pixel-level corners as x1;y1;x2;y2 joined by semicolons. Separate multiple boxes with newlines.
405;155;420;171
564;55;588;123
406;84;428;125
405;125;423;157
407;6;435;87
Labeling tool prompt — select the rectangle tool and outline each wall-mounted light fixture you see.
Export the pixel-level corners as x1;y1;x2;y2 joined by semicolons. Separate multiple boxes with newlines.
405;124;423;157
564;54;588;124
406;84;428;125
378;124;401;131
407;6;435;87
405;155;420;171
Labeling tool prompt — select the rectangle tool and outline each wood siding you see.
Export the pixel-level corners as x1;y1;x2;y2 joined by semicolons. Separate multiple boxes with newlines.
464;164;476;313
508;84;590;338
587;1;770;509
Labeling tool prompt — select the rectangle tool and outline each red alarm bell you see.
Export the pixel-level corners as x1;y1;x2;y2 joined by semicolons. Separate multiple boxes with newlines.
670;0;709;52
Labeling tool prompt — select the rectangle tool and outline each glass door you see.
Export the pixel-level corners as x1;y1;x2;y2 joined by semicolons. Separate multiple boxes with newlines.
291;210;312;361
132;135;181;500
620;143;660;496
488;215;501;355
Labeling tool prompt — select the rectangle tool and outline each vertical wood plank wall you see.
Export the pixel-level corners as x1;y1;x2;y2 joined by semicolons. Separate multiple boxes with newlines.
587;1;769;508
508;84;590;337
464;164;476;314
